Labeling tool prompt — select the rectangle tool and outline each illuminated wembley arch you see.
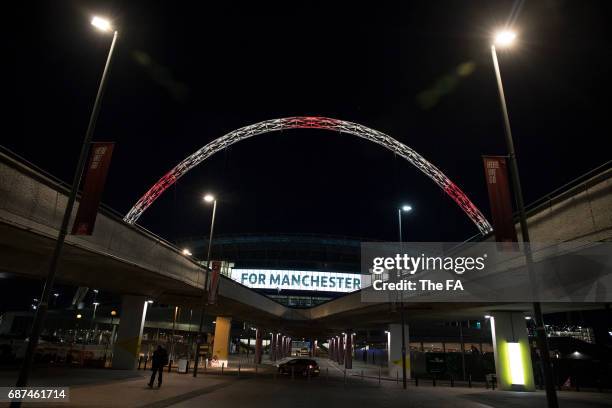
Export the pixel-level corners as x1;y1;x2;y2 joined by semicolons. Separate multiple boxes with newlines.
124;117;493;235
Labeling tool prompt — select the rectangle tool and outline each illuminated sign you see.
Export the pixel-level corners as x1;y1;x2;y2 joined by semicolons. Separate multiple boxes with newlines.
230;269;361;293
507;342;525;385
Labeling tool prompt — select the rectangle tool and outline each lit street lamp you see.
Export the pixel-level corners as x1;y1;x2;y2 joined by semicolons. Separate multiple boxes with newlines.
194;194;218;377
397;204;412;389
490;29;558;408
13;17;119;394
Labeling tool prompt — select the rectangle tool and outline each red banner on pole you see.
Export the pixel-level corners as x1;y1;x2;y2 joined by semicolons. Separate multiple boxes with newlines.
207;260;222;305
482;156;518;243
71;142;114;235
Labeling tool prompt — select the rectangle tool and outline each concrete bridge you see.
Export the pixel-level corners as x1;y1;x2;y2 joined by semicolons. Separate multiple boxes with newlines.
1;146;610;388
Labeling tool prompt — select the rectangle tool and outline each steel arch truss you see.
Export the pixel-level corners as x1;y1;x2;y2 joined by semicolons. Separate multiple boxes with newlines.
124;117;493;235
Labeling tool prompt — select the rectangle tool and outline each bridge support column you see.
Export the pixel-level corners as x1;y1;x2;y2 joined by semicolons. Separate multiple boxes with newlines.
270;333;276;361
255;328;262;364
276;333;283;360
338;335;345;365
280;335;285;358
112;295;148;370
387;324;410;379
345;332;353;369
212;316;231;367
491;312;535;391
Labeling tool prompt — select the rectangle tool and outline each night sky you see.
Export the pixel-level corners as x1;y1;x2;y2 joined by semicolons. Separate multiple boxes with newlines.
7;1;612;248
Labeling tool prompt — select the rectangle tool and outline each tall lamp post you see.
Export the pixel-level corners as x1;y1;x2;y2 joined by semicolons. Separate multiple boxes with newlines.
397;204;412;389
12;17;118;396
193;194;217;377
491;30;558;408
88;289;99;343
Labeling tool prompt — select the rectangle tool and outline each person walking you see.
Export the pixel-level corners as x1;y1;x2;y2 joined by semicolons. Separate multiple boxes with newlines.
148;345;169;388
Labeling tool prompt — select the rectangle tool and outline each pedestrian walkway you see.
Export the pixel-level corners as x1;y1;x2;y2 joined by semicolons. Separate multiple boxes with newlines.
0;368;235;408
1;364;609;408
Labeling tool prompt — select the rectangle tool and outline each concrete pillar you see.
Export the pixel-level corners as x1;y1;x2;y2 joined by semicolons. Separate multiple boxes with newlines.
345;333;353;369
255;328;262;364
329;338;335;361
270;333;277;361
112;295;148;370
338;335;345;365
490;312;535;391
212;316;231;367
387;324;410;378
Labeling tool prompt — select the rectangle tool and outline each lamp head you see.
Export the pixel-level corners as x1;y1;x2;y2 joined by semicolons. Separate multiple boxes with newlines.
203;194;215;203
401;205;412;212
91;16;112;32
494;30;516;47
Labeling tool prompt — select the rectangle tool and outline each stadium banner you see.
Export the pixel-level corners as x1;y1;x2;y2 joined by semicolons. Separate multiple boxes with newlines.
482;155;518;243
230;269;361;293
71;142;115;235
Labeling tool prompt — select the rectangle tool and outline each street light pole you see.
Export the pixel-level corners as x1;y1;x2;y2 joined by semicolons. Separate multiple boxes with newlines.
397;205;411;389
491;34;558;408
193;195;217;377
12;20;117;395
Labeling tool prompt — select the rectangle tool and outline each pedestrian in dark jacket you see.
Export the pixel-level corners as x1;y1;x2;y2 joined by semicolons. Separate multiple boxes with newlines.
148;345;168;388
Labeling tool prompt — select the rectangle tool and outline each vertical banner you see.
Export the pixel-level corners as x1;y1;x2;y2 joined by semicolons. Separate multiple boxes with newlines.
207;261;222;305
72;142;115;235
482;156;518;243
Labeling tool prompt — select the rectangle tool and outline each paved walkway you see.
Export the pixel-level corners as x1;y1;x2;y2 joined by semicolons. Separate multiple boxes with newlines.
0;359;609;408
0;368;235;408
167;377;611;408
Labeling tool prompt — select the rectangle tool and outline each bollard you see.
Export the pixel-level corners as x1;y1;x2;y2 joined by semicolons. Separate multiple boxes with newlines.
168;360;173;373
396;371;399;385
468;374;472;388
450;375;454;387
378;367;381;386
144;356;148;370
221;362;224;375
138;356;142;370
326;367;329;381
291;366;295;381
255;364;258;376
433;375;436;387
238;363;241;377
415;375;418;387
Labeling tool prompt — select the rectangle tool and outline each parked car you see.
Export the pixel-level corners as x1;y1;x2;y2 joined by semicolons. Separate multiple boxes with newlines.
278;358;320;377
